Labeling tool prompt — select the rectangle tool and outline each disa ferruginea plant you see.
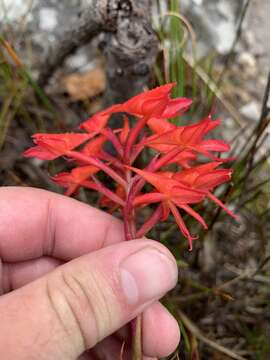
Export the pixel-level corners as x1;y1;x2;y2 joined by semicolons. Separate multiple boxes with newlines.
24;83;237;251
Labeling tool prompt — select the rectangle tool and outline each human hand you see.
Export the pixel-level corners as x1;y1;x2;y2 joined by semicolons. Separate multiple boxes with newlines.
0;187;180;360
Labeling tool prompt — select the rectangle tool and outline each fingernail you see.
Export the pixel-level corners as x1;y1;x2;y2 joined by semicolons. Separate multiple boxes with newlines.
120;247;178;305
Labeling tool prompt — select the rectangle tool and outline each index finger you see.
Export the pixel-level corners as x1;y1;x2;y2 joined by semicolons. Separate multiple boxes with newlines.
0;187;124;262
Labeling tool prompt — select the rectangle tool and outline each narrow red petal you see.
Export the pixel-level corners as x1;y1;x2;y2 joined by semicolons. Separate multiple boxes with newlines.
128;166;205;203
161;202;170;221
179;204;208;229
162;97;193;118
89;177;126;207
147;117;176;134
133;193;166;207
101;128;123;157
24;133;91;160
80;104;122;133
173;165;232;191
199;139;230;152
23;146;58;160
168;201;196;251
122;83;176;117
207;192;238;219
136;205;163;238
82;135;107;157
67;151;127;188
181;119;210;144
195;170;232;190
172;186;206;204
119;116;130;145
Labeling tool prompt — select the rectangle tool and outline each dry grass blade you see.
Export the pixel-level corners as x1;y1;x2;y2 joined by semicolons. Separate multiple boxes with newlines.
0;37;22;66
0;91;15;146
162;11;197;48
184;54;244;127
178;310;247;360
119;341;125;360
0;36;55;113
0;55;27;149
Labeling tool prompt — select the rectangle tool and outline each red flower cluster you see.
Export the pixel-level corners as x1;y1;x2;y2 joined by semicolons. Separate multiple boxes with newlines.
24;83;236;250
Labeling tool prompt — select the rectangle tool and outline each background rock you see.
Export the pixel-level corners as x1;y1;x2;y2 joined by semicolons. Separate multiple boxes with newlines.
181;0;246;56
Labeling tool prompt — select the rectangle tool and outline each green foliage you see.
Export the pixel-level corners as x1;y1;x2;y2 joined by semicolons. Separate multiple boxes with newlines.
0;36;60;151
245;326;270;360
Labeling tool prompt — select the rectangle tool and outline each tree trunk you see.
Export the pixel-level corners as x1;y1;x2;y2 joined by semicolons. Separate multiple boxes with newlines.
38;0;159;106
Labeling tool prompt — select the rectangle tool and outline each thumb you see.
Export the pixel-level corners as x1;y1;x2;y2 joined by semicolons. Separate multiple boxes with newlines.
0;239;178;360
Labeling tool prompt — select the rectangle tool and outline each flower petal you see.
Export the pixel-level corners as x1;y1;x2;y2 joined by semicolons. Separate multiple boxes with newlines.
52;165;99;195
199;139;231;152
80;104;122;134
162;97;193;118
24;133;91;160
179;204;208;229
207;192;238;219
133;192;167;207
147;117;176;134
168;201;196;250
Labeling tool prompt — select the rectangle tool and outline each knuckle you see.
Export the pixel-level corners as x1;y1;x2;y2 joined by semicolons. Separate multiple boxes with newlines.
46;267;114;350
46;275;82;350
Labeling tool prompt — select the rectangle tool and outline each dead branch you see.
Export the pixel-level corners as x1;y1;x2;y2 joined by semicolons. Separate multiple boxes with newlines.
38;1;104;87
38;0;159;105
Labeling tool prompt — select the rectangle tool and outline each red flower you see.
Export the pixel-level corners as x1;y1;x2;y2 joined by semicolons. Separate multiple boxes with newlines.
53;165;125;207
171;151;197;168
80;104;122;134
52;165;99;196
172;162;231;189
24;83;237;252
79;84;192;135
147;116;176;134
81;135;107;158
100;185;126;213
129;167;206;249
143;116;230;162
172;162;237;218
120;83;192;118
81;84;192;130
119;116;130;145
24;133;91;160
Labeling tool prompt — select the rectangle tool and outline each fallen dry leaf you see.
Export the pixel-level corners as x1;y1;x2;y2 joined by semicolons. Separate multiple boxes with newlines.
62;67;106;101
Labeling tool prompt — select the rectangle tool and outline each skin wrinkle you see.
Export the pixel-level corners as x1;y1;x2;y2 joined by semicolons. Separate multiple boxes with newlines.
65;271;99;350
59;266;109;350
60;272;88;351
44;196;57;257
0;239;5;272
89;268;114;344
45;277;73;346
86;267;113;346
1;261;10;293
0;258;4;294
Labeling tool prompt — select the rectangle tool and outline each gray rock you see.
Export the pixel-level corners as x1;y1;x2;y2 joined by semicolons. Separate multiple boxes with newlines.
1;0;98;73
240;101;261;122
1;0;246;56
39;8;58;32
0;0;32;22
181;0;246;56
